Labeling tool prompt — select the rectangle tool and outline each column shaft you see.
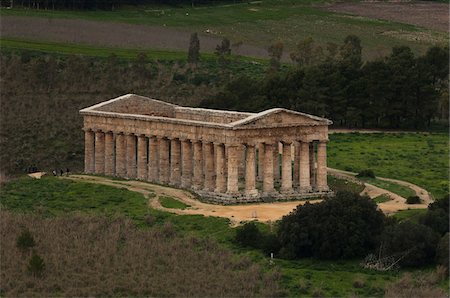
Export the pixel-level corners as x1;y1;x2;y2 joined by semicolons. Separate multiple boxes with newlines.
281;142;293;193
181;140;193;188
215;143;226;193
226;145;240;195
192;141;203;190
148;136;159;182
126;134;136;179
263;143;275;193
299;141;312;192
170;139;181;186
104;132;114;176
137;135;147;180
84;130;95;174
317;141;329;191
273;143;280;181
94;131;105;174
293;142;300;188
245;145;258;196
257;143;265;182
204;142;215;191
115;133;126;177
159;138;170;184
310;142;316;189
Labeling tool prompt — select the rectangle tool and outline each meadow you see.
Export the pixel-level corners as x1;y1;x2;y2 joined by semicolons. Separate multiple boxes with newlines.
0;176;403;297
328;133;449;199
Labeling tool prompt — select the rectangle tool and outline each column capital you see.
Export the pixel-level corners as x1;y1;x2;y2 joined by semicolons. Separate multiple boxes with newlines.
213;142;225;146
318;140;329;144
281;140;292;145
82;127;94;132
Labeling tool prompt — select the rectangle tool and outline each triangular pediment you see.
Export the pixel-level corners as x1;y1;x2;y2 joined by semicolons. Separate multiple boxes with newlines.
231;108;331;128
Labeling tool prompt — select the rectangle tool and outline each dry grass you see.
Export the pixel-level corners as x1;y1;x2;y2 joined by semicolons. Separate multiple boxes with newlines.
0;211;281;297
384;271;448;298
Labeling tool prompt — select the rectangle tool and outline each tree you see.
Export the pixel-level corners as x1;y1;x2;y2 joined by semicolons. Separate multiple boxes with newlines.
235;222;261;247
436;233;449;268
187;32;200;64
419;195;449;236
277;191;385;259
215;38;231;65
290;37;323;67
267;41;284;73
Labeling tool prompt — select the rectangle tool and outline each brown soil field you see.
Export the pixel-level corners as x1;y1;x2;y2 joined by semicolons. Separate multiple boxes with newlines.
323;1;449;32
0;16;268;58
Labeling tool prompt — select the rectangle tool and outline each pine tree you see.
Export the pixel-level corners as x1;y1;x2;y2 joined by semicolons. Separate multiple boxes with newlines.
187;32;200;64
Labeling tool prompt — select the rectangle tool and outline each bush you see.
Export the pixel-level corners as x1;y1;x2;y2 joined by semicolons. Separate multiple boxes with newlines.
436;233;449;268
406;196;421;204
277;191;385;259
16;229;35;250
27;251;45;277
419;195;449;236
380;222;440;267
356;169;375;178
235;222;261;248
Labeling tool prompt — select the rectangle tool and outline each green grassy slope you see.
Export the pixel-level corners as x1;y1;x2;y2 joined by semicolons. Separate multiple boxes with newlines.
328;133;449;199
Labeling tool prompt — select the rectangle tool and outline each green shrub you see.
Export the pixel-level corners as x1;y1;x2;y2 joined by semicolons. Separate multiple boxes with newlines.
356;169;375;178
27;251;45;277
277;191;385;259
16;229;35;250
380;222;440;267
235;222;261;248
419;195;449;236
436;233;449;268
406;196;421;204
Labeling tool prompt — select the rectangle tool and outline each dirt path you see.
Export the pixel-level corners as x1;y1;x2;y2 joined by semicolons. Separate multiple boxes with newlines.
63;173;431;224
328;168;432;214
1;16;268;59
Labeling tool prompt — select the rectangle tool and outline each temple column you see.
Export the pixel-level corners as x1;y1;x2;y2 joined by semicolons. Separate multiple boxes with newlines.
293;142;300;188
204;142;215;191
317;141;329;192
281;141;293;194
238;145;245;179
84;130;95;174
104;131;114;176
257;143;265;182
94;130;105;174
245;144;258;196
181;139;193;188
310;142;316;189
137;135;147;180
147;136;159;182
299;141;312;192
126;133;136;179
169;138;181;186
273;142;280;182
192;140;203;190
263;143;275;194
115;133;126;177
226;144;240;195
214;143;226;193
159;137;170;184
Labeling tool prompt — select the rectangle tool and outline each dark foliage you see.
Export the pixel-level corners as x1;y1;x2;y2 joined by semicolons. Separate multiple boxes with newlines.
436;233;449;268
187;32;200;64
356;169;375;178
380;222;440;267
419;195;449;236
235;222;261;248
277;191;385;259
27;251;45;277
406;196;421;204
16;229;36;250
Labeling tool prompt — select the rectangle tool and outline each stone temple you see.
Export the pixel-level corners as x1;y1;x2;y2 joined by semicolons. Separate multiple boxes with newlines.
80;94;333;204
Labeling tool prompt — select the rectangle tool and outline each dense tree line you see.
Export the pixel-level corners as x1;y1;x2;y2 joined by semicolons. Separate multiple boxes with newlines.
201;37;449;129
3;0;241;10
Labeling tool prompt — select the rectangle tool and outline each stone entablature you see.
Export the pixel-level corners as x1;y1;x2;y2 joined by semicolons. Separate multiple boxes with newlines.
80;94;333;204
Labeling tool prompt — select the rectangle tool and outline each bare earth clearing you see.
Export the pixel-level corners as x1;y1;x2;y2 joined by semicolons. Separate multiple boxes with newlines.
61;173;430;226
0;16;268;58
323;1;449;32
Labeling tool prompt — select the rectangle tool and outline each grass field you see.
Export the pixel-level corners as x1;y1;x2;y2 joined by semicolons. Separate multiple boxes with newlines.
360;177;415;199
0;175;402;297
159;196;191;209
2;1;447;60
373;194;392;204
328;133;449;199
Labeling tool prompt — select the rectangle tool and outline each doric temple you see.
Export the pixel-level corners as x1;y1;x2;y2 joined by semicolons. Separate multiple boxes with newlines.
80;94;333;204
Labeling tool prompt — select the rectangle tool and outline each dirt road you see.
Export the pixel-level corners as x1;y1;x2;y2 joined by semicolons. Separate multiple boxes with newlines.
63;173;431;225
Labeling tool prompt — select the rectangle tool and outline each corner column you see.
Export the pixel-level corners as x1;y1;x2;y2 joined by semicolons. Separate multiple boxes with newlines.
263;143;275;194
299;141;312;192
192;140;203;190
126;133;137;179
281;141;293;193
181;139;193;188
316;141;329;191
104;131;114;176
214;143;226;193
84;130;95;174
94;130;105;174
170;138;181;186
137;135;147;180
159;137;170;184
147;136;159;182
115;133;126;177
245;144;258;196
226;144;240;195
204;142;215;192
